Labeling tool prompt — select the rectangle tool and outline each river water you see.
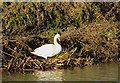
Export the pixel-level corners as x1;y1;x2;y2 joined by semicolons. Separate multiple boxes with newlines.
2;62;118;81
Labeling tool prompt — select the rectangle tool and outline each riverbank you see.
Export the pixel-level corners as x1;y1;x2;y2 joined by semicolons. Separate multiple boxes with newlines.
2;21;119;72
1;2;120;72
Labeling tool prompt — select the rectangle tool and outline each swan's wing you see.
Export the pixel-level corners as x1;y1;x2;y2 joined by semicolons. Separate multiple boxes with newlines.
34;44;53;51
31;44;62;58
34;44;55;55
53;44;62;55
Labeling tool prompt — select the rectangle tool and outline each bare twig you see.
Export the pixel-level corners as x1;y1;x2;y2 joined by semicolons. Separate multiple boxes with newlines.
22;56;31;69
0;50;15;58
105;3;119;19
7;58;13;70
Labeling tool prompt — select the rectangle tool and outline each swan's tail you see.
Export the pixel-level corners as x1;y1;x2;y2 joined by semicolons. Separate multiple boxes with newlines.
30;52;47;59
30;52;37;55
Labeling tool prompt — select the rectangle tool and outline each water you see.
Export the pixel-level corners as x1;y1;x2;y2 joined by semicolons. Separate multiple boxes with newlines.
2;62;118;81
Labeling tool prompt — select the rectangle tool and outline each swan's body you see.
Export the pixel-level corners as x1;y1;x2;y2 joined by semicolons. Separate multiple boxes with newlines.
31;34;62;59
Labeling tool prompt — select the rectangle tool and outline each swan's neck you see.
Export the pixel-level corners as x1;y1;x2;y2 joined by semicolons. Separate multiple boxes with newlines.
54;38;59;45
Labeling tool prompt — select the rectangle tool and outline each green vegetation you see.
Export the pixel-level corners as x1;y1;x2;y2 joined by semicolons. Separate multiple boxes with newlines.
1;2;120;72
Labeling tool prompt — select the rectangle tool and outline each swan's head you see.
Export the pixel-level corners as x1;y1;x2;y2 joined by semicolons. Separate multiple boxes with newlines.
54;34;61;44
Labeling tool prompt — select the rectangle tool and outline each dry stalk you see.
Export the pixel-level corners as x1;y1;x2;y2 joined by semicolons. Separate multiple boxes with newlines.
22;57;31;69
7;58;13;70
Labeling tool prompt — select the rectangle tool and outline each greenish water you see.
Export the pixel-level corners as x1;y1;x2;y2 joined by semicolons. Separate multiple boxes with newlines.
2;62;118;81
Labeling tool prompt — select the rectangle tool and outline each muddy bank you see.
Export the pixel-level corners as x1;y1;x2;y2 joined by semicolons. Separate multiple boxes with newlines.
2;22;119;72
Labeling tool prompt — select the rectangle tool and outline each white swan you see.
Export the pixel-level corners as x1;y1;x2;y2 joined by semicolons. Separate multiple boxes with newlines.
31;34;62;59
